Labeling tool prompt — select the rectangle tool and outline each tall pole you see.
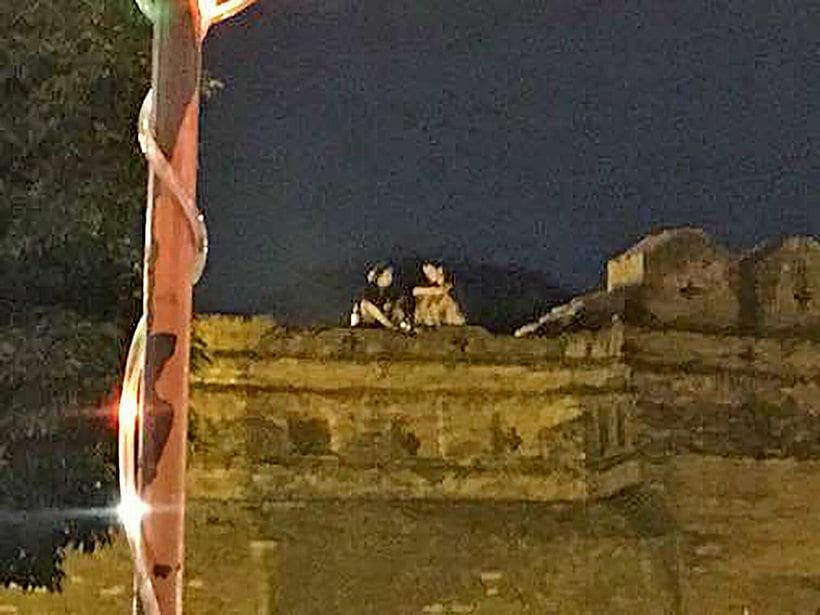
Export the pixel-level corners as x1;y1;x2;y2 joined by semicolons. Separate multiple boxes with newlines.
119;1;255;612
138;0;201;613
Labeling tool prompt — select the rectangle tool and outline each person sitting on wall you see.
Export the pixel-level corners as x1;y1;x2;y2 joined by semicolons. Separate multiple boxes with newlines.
350;264;412;332
412;262;466;327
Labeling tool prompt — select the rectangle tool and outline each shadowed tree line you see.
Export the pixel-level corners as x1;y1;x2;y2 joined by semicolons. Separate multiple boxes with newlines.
257;256;573;333
1;0;149;589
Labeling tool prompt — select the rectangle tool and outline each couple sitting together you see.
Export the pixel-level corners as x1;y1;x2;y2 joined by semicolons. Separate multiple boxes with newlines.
349;262;466;332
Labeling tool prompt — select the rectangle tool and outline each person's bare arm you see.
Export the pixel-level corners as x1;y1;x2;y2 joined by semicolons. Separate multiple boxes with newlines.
412;284;451;297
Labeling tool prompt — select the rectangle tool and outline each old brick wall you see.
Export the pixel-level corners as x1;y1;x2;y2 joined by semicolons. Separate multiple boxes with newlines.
602;230;820;339
189;316;634;501
745;237;820;334
624;327;820;458
605;228;741;332
10;458;820;614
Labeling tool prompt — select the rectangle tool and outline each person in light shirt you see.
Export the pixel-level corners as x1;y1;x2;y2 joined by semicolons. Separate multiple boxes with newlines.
412;262;466;327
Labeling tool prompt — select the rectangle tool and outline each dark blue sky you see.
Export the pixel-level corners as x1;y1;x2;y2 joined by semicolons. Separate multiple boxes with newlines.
196;0;819;324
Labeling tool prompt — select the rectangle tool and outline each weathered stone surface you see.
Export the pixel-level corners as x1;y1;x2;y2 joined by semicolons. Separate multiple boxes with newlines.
198;356;628;394
187;315;645;503
742;236;820;334
606;228;741;332
189;313;820;502
626;327;820;380
524;228;820;338
195;315;631;364
514;290;631;336
12;460;820;614
646;455;820;614
192;387;606;464
627;327;820;459
194;313;280;353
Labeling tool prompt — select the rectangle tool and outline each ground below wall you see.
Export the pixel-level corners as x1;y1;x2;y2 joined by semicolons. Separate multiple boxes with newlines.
0;497;678;615
5;455;820;613
648;455;820;614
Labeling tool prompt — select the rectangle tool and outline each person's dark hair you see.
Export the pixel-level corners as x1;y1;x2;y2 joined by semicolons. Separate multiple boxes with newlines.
366;262;393;284
421;260;453;285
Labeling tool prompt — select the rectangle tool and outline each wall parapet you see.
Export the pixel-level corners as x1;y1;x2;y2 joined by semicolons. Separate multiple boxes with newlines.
194;314;625;363
521;229;820;338
190;311;820;503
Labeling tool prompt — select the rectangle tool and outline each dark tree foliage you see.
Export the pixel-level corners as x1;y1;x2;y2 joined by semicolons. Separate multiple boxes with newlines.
0;0;150;590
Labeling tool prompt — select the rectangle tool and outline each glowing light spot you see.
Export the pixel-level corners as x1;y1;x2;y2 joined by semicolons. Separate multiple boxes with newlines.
117;494;150;538
118;383;139;428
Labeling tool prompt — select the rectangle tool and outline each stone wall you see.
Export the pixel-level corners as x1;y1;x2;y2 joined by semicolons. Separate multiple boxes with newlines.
4;224;820;615
574;229;820;338
623;327;820;459
743;236;820;334
181;313;820;614
189;315;634;502
606;249;644;292
605;228;741;332
1;497;682;615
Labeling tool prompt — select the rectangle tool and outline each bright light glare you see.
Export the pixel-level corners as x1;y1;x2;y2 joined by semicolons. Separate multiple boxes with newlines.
118;383;139;427
117;494;149;538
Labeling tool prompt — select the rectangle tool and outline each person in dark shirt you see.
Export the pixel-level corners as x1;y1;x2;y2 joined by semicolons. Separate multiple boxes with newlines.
350;265;412;331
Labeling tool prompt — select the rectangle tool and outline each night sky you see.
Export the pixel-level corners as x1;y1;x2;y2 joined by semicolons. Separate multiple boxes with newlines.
195;0;819;326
